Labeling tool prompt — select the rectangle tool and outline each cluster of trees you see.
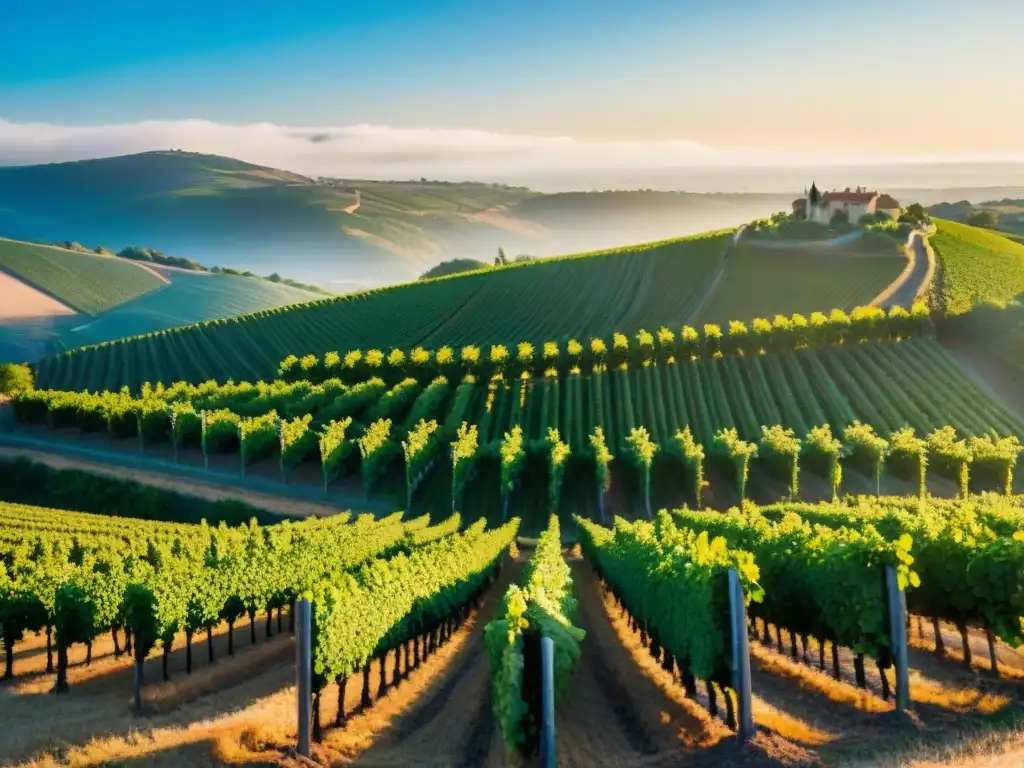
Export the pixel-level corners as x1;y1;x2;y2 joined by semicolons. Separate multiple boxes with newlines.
419;249;536;281
49;240;331;295
967;210;999;229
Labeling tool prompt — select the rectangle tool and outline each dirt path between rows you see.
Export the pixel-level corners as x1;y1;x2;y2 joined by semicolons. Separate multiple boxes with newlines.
0;443;350;519
683;225;746;327
563;558;813;767
938;337;1024;424
305;555;525;767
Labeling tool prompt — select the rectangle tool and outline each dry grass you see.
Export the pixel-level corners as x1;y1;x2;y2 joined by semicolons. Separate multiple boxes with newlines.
749;642;892;716
908;672;1012;717
840;725;1024;767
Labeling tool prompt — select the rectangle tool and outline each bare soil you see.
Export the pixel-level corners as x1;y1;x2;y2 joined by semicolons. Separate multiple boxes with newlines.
565;559;817;767
0;271;77;320
0;442;361;519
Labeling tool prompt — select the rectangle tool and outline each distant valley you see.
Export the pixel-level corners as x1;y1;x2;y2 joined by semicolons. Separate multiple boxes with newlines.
0;151;795;288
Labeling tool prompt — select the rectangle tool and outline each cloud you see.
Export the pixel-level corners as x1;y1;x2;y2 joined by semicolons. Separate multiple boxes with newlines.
0;117;724;177
1;117;1023;190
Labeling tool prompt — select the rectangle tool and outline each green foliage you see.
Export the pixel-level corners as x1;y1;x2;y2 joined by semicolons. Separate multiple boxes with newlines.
843;422;889;495
931;219;1024;316
313;518;519;689
889;427;928;498
358;418;399;493
969;434;1022;494
202;409;241;454
674;506;914;661
239;411;280;468
500;425;526;500
35;231;734;391
280;414;317;471
673;426;705;507
966;211;998;229
0;363;33;395
451;422;480;511
577;512;761;685
804;424;843;500
486;516;584;757
318;417;354;489
403;419;440;504
588;426;614;494
545;429;571;513
0;238;165;315
713;428;758;501
927;426;972;497
419;258;489;280
758;425;801;500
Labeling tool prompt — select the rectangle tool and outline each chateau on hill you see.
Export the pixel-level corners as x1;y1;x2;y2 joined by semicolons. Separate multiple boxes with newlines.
792;183;900;224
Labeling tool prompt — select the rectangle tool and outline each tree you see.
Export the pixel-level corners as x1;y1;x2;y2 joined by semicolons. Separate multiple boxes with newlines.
967;210;998;229
901;203;926;223
420;259;487;280
0;363;33;395
496;247;508;266
830;209;850;227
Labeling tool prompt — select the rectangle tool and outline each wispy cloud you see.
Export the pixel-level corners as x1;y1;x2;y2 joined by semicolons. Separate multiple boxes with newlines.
0;117;721;176
1;118;1023;188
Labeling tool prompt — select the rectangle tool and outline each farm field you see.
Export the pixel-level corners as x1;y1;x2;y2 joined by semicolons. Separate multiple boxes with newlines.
3;482;1023;767
63;269;321;348
34;227;917;394
34;230;733;391
0;236;323;364
11;314;1024;537
696;241;905;325
930;219;1024;316
0;238;167;315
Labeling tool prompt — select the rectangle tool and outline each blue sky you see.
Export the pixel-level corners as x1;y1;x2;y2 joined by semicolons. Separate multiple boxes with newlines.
1;0;1022;177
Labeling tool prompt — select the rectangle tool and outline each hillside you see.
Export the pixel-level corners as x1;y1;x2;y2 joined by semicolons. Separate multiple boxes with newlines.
930;219;1024;315
0;237;166;314
0;151;791;287
0;237;321;363
63;268;321;348
696;236;907;325
33;227;923;392
926;198;1024;239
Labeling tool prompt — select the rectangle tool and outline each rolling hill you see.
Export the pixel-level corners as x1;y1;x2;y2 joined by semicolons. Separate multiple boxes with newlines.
696;236;906;325
33;227;917;392
0;237;167;315
0;151;792;287
930;219;1024;315
0;237;321;363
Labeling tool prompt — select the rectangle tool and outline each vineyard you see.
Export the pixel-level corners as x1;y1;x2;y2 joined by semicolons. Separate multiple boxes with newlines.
0;496;515;701
930;219;1024;316
64;269;320;348
5;218;1024;765
0;238;166;315
5;475;1024;767
8;302;1024;537
697;242;905;325
36;230;744;391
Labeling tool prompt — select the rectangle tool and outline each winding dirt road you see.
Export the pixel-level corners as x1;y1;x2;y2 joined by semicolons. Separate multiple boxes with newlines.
873;231;934;310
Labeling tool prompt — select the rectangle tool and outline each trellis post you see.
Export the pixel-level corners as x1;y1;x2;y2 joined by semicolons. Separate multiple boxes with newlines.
885;565;910;713
728;569;755;741
296;599;312;757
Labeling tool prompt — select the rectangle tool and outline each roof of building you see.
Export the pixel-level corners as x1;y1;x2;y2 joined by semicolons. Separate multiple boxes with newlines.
822;189;878;205
876;194;900;209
